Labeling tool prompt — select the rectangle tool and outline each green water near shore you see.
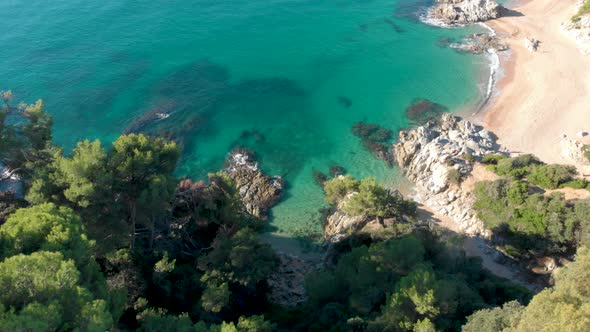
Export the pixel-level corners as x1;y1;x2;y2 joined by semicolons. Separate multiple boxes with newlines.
0;0;487;235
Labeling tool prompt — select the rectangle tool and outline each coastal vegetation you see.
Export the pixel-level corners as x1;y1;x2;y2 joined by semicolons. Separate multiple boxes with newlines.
473;178;590;259
474;154;590;260
572;0;590;22
463;246;590;331
1;91;590;331
483;154;590;190
324;175;417;218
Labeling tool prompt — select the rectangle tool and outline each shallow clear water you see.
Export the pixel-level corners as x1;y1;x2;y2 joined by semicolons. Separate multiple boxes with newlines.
0;0;486;235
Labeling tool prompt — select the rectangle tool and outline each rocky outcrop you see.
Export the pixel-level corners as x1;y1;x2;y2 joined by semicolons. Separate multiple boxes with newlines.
324;194;371;243
454;33;509;54
267;253;319;307
561;2;590;55
430;0;502;25
394;114;502;235
560;134;590;164
323;191;405;243
225;148;284;220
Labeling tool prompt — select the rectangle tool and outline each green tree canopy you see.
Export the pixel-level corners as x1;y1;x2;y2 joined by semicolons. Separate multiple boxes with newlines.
462;301;524;332
0;203;93;265
511;247;590;331
0;91;52;169
198;228;278;288
0;251;112;331
109;133;179;249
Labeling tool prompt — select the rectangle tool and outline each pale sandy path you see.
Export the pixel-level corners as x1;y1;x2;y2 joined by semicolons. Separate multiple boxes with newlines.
482;0;590;167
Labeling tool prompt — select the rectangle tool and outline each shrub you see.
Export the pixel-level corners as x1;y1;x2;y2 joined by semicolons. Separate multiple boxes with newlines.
572;0;590;22
493;154;541;178
473;180;511;230
448;168;462;186
473;176;590;258
344;178;391;217
324;175;360;204
507;180;528;205
461;153;475;163
560;179;589;190
528;164;577;189
481;154;508;165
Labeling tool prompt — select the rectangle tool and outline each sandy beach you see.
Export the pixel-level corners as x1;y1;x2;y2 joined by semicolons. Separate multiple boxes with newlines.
482;0;590;169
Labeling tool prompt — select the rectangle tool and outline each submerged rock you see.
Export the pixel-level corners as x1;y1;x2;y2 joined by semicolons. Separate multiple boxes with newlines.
225;148;284;220
393;114;501;234
405;98;448;125
329;165;346;177
430;0;502;25
452;33;509;54
337;96;352;108
384;18;405;33
351;122;395;163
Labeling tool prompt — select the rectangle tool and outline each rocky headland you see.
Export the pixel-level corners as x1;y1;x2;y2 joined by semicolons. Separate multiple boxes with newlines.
429;0;502;25
392;114;558;290
393;113;501;235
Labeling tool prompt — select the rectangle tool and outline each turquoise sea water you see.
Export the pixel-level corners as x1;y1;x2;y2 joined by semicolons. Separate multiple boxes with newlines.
0;0;486;235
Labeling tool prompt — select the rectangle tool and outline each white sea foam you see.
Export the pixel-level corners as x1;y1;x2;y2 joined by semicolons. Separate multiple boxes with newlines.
418;6;467;28
482;48;500;108
478;22;496;36
478;22;501;112
418;9;503;113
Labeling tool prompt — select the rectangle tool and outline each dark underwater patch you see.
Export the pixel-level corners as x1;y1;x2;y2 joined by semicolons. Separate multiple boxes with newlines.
405;98;448;125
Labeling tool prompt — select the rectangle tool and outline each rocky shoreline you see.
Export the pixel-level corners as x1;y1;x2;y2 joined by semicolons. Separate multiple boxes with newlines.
392;114;556;290
428;0;502;25
393;113;500;235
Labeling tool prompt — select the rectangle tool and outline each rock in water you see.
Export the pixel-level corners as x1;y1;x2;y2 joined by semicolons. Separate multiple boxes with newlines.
430;0;502;25
453;33;509;54
393;114;502;235
225;148;284;220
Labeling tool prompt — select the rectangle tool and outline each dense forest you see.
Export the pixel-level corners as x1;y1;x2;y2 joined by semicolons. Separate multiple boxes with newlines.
1;91;589;331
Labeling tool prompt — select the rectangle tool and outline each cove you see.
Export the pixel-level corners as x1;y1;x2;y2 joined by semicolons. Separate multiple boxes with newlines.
0;0;487;236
